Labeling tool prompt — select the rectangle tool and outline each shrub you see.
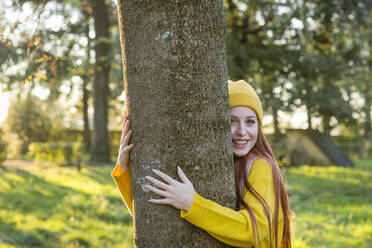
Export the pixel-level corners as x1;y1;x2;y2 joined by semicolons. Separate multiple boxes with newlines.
2;95;66;156
28;142;82;166
0;141;6;164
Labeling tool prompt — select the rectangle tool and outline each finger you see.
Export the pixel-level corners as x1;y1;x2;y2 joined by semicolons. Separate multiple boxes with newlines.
146;176;170;190
148;198;170;205
120;122;127;143
122;117;126;130
127;144;134;151
123;119;130;135
121;122;130;144
123;130;132;146
152;169;178;185
177;166;191;184
122;144;134;153
145;184;169;197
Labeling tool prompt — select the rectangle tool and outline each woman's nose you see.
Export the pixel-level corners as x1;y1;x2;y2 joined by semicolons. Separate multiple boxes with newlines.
237;122;247;135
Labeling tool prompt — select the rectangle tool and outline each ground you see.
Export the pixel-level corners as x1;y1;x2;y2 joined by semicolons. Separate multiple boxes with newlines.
0;159;371;247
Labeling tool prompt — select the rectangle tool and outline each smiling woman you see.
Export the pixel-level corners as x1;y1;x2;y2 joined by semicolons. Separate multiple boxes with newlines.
112;80;293;248
230;107;259;157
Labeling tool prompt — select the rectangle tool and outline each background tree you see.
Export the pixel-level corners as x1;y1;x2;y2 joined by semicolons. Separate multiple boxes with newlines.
0;0;123;161
90;0;112;163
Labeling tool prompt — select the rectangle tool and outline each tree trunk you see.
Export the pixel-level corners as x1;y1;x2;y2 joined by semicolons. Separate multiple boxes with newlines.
322;115;331;135
307;105;312;130
272;104;281;140
82;11;92;154
82;76;91;153
364;85;371;140
363;83;371;158
117;1;235;247
364;104;371;140
90;0;111;163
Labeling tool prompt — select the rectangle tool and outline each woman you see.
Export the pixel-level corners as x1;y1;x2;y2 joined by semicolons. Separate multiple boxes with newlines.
112;80;292;248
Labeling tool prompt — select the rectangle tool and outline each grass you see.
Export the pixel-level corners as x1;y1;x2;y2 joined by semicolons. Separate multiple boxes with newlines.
0;164;133;248
0;159;371;247
286;159;372;248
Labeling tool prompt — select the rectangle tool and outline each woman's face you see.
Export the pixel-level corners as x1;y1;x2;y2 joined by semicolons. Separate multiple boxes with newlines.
230;106;258;157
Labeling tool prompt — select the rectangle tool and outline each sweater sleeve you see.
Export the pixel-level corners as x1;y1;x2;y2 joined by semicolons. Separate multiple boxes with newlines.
180;158;276;247
111;163;134;216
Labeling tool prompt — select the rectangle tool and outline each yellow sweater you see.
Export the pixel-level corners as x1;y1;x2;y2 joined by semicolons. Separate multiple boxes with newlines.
112;158;283;247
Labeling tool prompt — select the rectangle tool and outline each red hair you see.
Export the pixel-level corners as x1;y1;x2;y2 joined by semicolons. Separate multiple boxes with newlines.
234;124;292;248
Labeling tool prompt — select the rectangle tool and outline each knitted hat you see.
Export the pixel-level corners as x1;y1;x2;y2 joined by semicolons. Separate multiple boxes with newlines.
228;80;263;125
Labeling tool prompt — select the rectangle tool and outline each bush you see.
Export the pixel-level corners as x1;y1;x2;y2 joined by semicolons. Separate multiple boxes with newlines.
0;141;6;164
28;142;82;166
2;95;66;157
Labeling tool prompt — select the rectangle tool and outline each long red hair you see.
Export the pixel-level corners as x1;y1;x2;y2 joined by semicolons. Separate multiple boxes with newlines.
234;124;291;248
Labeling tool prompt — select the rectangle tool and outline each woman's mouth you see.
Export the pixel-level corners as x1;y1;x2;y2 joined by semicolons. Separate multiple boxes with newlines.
232;139;249;148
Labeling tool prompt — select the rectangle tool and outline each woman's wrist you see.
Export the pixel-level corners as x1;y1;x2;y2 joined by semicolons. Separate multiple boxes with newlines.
118;161;129;171
184;191;195;211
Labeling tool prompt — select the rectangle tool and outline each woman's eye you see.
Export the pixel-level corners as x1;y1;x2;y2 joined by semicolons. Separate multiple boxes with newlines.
230;119;236;123
246;120;255;124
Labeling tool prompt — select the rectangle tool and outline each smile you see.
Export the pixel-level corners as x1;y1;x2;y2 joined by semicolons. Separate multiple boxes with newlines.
233;140;249;145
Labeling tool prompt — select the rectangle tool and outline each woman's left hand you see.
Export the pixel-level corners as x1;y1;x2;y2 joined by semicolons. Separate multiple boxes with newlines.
145;166;195;211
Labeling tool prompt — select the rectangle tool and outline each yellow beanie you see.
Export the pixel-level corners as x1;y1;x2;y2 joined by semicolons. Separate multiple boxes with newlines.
228;80;263;125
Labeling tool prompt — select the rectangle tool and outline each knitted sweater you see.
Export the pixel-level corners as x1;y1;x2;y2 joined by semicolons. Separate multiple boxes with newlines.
111;158;283;247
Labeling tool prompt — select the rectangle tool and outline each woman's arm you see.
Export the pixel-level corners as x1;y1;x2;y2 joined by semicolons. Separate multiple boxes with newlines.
112;163;133;216
111;116;134;216
146;158;278;247
145;167;195;211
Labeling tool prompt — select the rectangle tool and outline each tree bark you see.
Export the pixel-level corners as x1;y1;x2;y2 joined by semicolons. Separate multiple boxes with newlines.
364;84;371;140
364;104;371;140
90;0;111;162
82;76;91;153
307;105;312;130
322;115;331;135
117;1;235;247
363;83;371;158
272;104;281;139
82;10;92;154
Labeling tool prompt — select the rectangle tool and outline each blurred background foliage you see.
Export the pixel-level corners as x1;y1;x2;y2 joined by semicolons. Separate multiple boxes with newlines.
0;0;371;164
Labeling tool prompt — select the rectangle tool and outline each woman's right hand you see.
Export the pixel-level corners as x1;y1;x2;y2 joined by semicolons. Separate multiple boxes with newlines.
117;116;133;171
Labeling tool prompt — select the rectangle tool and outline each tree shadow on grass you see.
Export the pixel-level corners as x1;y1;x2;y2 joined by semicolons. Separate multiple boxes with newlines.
0;220;60;247
0;166;134;248
82;165;114;186
0;167;86;218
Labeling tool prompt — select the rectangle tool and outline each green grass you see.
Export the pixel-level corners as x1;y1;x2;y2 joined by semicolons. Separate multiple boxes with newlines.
0;164;133;248
0;160;371;247
286;159;372;248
